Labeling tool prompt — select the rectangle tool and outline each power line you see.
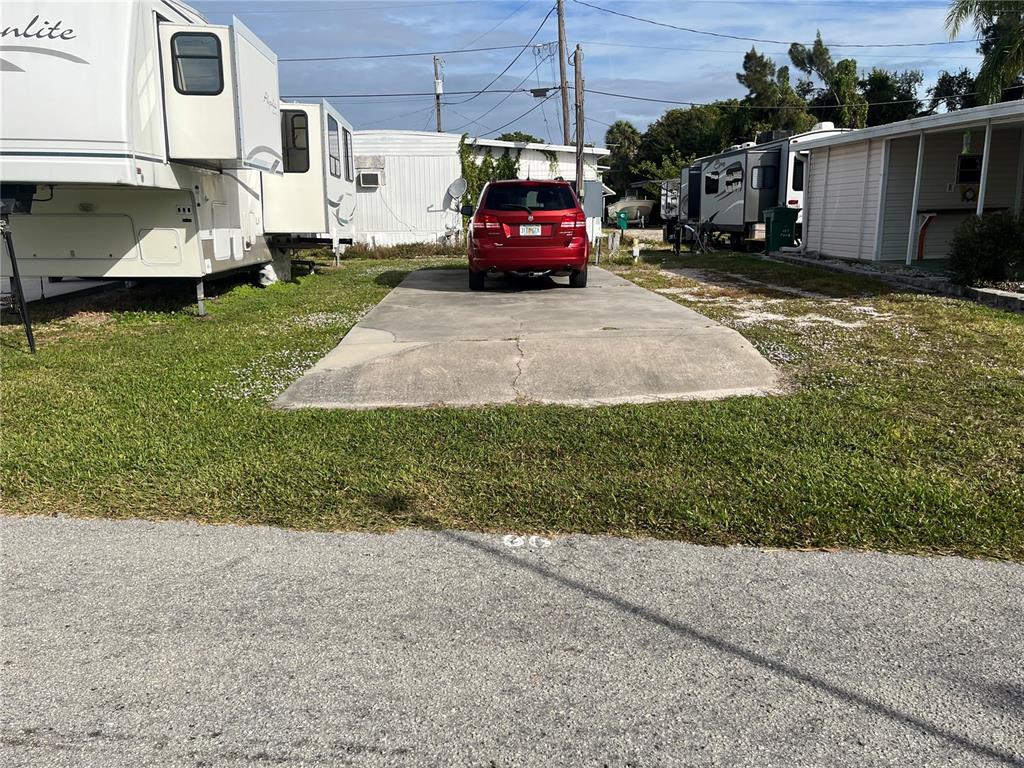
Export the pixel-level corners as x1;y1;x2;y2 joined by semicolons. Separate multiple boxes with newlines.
536;46;556;143
584;87;924;108
462;0;532;47
449;109;494;132
279;42;548;62
479;93;557;137
448;53;554;132
570;0;981;48
282;89;529;98
583;86;1022;109
358;103;438;128
574;40;983;60
204;1;474;15
445;4;557;105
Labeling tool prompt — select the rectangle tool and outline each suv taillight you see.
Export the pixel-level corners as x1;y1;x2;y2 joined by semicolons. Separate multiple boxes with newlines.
559;210;587;232
472;214;500;236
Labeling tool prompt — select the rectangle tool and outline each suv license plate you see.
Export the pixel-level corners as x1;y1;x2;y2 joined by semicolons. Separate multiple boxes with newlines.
519;224;542;236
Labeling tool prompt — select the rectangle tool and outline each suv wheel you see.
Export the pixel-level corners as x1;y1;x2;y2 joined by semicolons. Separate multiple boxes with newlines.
569;266;588;288
468;269;486;291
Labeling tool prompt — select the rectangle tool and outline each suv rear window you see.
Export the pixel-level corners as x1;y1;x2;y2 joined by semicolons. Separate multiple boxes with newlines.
484;184;576;212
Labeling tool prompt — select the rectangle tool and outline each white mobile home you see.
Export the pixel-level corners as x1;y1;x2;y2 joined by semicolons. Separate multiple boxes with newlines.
351;131;609;247
352;131;464;247
798;101;1024;264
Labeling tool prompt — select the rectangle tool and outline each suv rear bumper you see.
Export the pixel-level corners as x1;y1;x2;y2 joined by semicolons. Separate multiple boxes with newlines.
469;240;589;274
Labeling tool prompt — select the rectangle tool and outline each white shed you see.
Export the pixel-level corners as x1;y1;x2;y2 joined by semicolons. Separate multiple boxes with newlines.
351;130;610;247
799;101;1024;264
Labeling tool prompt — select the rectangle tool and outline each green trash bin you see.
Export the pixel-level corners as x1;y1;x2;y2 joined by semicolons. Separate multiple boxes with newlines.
764;206;799;252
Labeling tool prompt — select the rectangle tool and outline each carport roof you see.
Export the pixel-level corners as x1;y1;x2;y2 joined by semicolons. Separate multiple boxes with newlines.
796;100;1024;150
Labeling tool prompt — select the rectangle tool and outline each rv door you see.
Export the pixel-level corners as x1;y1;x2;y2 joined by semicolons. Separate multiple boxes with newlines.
159;20;282;170
160;24;237;161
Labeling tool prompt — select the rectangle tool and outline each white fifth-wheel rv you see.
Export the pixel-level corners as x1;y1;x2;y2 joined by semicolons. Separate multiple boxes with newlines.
0;1;355;311
262;101;356;256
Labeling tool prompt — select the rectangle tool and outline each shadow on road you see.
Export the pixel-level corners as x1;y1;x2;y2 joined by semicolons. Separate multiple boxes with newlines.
374;268;570;294
439;530;1023;767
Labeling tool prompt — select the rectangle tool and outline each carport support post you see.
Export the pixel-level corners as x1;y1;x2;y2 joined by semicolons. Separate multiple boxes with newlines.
976;120;993;217
905;131;926;266
195;279;206;317
1015;127;1024;218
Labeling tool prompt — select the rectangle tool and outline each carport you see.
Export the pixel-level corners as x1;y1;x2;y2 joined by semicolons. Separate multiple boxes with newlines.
799;101;1024;265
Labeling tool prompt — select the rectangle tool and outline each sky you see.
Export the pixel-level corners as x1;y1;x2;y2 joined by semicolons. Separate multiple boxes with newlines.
191;0;984;145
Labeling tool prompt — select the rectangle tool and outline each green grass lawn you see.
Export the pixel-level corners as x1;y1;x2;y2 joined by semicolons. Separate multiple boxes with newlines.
2;254;1022;559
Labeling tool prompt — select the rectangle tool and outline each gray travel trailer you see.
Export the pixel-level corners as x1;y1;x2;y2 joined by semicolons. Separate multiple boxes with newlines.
696;123;846;248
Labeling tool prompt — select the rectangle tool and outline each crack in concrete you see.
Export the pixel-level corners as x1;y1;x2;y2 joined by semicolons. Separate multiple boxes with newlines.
511;321;526;399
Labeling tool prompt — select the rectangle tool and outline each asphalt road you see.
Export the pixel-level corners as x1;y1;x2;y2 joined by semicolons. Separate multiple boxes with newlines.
2;516;1022;767
275;267;779;409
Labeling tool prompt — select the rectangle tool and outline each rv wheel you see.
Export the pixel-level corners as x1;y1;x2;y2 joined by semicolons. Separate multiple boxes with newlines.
257;263;279;287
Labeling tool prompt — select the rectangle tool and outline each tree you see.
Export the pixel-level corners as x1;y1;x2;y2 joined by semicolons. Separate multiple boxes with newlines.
494;131;543;143
860;68;924;125
604;120;641;193
637;104;746;171
946;1;1024;103
736;47;815;134
928;67;980;111
789;32;869;128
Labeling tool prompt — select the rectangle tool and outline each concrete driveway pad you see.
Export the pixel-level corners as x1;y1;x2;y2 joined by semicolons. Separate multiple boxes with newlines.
276;267;781;409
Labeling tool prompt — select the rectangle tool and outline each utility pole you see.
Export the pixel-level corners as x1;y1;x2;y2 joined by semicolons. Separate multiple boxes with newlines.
556;0;571;146
573;44;584;203
433;56;443;133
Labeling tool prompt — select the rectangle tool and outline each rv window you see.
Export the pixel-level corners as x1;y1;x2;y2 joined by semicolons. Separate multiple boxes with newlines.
171;33;223;96
751;165;778;189
792;156;805;191
725;162;743;192
956;154;982;185
343;128;354;182
327;116;342;178
281;110;309;174
704;173;719;195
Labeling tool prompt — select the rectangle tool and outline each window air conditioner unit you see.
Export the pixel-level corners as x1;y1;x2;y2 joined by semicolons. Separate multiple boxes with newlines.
358;170;381;188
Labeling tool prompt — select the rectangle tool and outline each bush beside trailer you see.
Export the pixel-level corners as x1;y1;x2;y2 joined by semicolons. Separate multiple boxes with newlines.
0;1;354;312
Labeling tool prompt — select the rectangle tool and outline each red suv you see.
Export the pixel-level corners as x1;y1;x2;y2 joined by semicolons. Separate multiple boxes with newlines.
463;180;589;290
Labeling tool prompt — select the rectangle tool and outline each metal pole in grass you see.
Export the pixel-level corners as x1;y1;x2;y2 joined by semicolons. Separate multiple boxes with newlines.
0;187;37;354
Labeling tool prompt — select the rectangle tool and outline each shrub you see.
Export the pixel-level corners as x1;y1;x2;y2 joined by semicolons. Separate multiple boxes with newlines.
949;212;1024;285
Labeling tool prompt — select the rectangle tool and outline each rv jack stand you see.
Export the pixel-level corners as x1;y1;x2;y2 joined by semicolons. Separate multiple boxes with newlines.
0;215;37;354
195;279;206;317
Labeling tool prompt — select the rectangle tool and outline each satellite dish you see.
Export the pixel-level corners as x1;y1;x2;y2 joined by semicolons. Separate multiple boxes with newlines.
447;177;468;200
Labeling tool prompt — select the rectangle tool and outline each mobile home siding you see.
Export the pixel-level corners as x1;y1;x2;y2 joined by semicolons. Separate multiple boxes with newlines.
352;131;609;246
805;141;883;260
352;132;463;247
904;127;1021;260
861;127;1022;262
879;136;919;261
